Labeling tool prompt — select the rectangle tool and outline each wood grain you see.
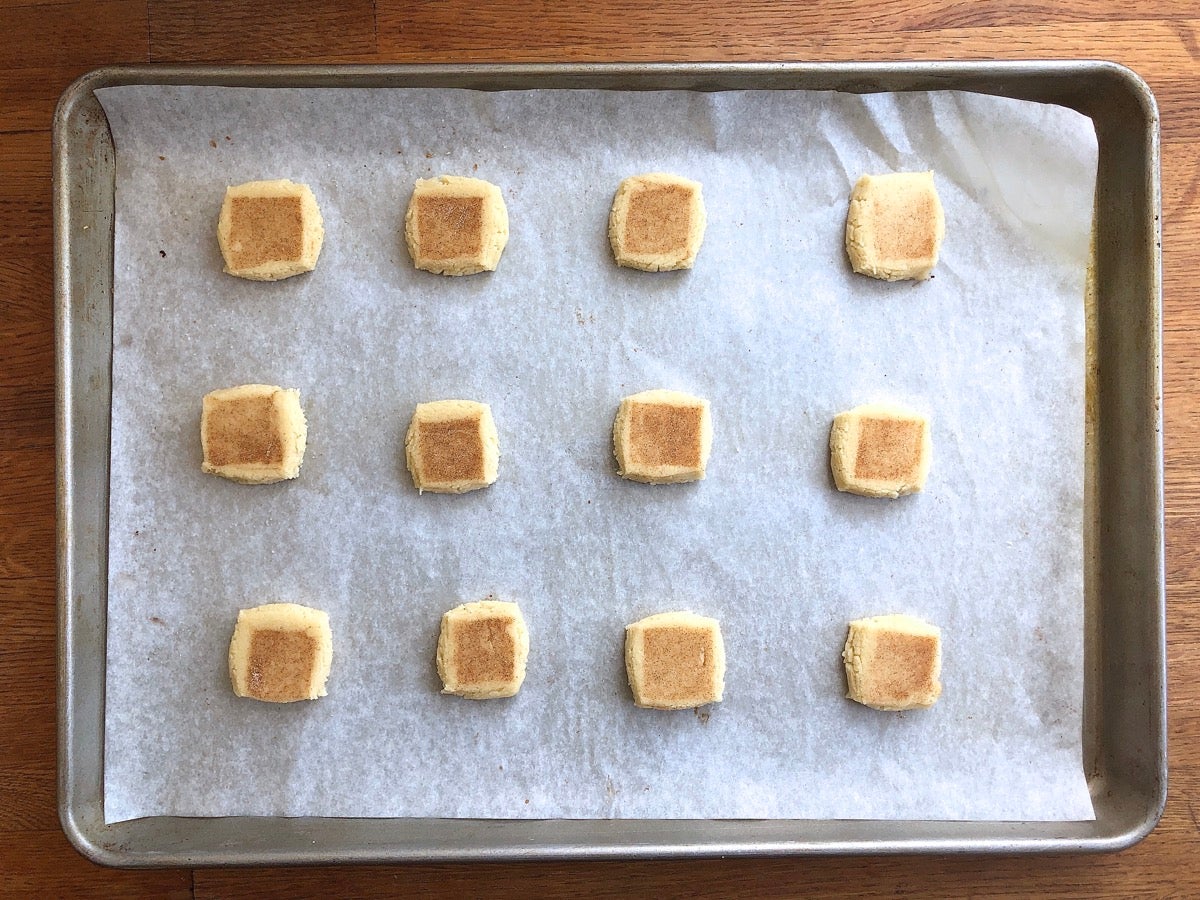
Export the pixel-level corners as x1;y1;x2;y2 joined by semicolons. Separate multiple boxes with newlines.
149;1;377;63
3;0;1198;896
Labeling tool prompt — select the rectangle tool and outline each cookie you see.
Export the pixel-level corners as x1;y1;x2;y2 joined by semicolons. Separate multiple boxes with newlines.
404;175;509;275
217;179;324;281
625;611;725;709
843;614;942;710
404;399;499;494
436;599;529;699
608;173;706;271
613;389;712;484
201;384;307;484
845;171;944;281
228;602;333;703
830;402;930;498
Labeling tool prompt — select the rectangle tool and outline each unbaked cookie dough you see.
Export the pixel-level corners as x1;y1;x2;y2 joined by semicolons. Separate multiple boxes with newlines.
830;402;930;498
228;602;333;703
625;611;725;709
843;614;942;711
613;389;712;484
201;383;307;484
845;171;944;281
404;175;509;275
404;399;499;494
608;173;707;271
217;179;324;281
436;599;529;699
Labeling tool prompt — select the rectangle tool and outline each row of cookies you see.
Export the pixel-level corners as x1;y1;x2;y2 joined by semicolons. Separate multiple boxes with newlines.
217;169;944;282
217;172;704;280
229;599;942;712
201;384;932;499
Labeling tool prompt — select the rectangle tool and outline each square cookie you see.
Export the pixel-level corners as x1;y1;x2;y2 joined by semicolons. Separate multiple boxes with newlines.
436;600;529;699
228;602;333;703
845;171;944;281
217;179;324;281
843;614;942;711
613;389;712;484
625;611;725;709
608;172;707;271
201;383;307;484
829;402;930;498
404;399;499;494
404;175;509;275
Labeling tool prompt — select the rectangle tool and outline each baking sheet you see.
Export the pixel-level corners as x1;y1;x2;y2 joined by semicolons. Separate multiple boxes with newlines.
97;85;1096;824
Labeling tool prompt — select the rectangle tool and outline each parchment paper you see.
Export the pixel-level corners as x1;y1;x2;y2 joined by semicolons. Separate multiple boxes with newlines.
97;85;1096;823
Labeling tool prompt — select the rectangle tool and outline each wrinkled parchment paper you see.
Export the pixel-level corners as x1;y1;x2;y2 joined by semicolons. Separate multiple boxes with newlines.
97;86;1096;822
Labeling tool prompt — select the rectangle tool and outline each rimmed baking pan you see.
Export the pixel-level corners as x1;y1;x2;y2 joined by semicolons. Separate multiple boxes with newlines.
55;62;1163;866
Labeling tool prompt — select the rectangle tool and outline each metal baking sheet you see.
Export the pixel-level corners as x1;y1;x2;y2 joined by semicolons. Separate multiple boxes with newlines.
55;62;1164;865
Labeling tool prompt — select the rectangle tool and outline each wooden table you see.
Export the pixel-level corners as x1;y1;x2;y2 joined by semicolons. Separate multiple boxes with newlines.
3;2;1196;896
